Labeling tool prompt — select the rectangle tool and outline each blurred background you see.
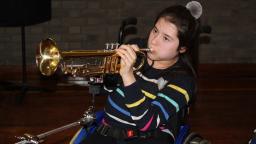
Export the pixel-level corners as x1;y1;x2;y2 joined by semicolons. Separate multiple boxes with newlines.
0;0;256;143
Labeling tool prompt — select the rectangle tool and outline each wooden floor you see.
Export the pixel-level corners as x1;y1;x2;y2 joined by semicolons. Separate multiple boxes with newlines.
1;64;256;144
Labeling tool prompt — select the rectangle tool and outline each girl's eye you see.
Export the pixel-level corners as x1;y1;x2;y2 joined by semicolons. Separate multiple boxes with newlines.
163;36;170;41
152;28;158;33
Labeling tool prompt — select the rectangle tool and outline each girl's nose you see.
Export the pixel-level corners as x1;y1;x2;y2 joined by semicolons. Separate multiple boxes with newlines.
151;34;159;45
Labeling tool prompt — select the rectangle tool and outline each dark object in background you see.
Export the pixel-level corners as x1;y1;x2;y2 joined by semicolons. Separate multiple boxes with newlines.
0;0;51;26
118;17;137;45
0;0;51;103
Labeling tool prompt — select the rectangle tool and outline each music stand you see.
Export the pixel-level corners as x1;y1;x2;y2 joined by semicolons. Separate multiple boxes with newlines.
0;0;51;103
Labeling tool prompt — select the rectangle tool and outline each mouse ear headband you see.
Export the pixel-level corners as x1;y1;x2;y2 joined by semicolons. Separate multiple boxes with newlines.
186;1;203;19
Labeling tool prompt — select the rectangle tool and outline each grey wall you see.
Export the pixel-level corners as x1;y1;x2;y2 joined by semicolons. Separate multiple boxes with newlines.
0;0;255;65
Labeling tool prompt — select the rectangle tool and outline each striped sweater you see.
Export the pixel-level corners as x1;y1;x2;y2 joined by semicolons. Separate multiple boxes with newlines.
103;59;196;139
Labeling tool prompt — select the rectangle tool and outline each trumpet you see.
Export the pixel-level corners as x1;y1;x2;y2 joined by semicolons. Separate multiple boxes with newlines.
36;38;150;77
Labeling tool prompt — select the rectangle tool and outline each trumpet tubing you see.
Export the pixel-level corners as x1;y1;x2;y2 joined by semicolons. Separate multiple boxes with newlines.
61;48;150;57
36;38;150;77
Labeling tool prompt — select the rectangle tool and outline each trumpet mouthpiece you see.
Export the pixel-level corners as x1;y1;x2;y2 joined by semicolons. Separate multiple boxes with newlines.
141;48;151;52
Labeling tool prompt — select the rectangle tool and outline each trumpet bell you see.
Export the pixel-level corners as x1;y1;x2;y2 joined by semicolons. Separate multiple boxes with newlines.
36;38;61;76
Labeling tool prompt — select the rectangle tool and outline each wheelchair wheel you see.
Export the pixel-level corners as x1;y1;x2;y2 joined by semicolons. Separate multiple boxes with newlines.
183;132;211;144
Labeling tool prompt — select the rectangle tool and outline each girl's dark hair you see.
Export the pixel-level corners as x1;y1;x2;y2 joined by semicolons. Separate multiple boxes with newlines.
155;5;196;49
154;5;198;77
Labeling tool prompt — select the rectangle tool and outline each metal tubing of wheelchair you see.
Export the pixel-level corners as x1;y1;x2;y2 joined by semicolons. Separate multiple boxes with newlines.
37;121;81;140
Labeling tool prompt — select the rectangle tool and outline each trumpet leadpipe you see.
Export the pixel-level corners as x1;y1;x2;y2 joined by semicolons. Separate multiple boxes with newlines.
61;48;151;58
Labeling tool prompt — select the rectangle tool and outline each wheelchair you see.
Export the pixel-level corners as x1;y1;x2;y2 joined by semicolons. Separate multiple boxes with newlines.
249;129;256;144
70;110;210;144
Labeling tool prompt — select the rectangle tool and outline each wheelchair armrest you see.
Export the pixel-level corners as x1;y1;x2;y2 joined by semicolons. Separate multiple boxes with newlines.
175;125;190;144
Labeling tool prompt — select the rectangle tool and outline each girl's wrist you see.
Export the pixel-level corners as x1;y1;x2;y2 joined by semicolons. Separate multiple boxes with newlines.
121;72;136;86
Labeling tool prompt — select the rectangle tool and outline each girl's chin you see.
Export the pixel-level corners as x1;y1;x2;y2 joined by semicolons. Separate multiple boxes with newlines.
147;53;159;61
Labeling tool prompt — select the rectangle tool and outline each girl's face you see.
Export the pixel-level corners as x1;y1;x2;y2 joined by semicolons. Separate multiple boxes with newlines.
147;17;186;68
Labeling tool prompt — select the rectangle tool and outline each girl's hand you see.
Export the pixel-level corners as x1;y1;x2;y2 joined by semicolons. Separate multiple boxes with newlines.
115;44;139;86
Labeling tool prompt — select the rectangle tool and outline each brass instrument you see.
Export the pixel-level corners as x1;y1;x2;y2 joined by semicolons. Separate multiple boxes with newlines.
36;38;150;77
